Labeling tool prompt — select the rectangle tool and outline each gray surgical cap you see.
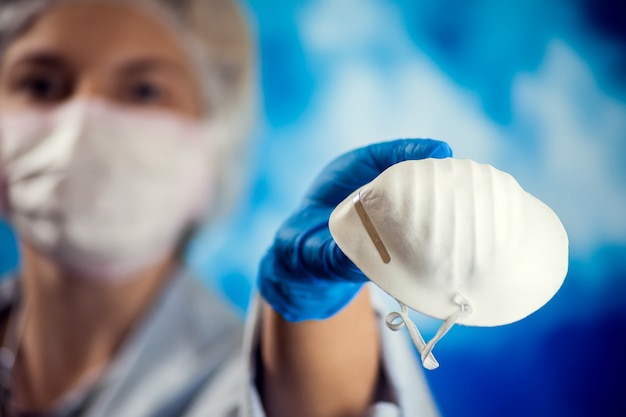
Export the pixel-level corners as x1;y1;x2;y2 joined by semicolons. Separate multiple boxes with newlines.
0;0;257;216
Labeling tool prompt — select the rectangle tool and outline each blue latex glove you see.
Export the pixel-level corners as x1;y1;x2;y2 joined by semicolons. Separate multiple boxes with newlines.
258;139;453;322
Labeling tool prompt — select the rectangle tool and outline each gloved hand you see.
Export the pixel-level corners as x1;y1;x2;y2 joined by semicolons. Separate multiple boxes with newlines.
258;139;453;322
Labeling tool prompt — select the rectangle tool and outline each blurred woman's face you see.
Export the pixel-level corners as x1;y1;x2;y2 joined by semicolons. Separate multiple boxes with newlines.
0;2;204;118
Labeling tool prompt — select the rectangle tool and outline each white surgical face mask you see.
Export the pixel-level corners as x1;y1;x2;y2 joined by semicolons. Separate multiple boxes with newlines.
330;158;569;370
0;100;219;282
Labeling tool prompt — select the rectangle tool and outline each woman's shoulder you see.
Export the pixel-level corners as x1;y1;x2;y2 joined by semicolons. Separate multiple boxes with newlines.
170;268;245;344
123;266;245;361
82;267;247;416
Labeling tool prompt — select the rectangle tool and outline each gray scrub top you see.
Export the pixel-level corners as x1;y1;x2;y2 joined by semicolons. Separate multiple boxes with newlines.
0;270;440;417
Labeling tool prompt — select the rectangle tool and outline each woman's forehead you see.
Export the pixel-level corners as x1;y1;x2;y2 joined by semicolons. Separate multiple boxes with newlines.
3;1;193;70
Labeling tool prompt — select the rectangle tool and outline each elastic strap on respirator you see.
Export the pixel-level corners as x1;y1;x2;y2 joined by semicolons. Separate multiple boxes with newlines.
385;293;472;370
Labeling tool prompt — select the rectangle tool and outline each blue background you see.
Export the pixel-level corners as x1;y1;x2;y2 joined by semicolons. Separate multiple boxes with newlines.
2;0;626;415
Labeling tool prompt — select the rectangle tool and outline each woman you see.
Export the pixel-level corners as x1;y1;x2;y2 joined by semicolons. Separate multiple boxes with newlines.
0;0;447;416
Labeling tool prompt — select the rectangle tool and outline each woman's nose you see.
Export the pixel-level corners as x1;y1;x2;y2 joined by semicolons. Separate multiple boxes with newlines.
73;77;109;101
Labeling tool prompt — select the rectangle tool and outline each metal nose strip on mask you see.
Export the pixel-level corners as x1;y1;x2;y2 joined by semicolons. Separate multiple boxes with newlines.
353;191;391;264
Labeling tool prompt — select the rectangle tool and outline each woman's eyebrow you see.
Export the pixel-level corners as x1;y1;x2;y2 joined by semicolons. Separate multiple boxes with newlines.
118;57;190;76
8;51;68;70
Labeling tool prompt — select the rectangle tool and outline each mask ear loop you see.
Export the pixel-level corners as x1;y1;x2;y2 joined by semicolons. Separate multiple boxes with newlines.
385;294;472;370
386;302;439;370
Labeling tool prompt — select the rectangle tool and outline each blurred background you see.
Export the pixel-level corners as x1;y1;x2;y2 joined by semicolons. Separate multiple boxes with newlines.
1;0;625;415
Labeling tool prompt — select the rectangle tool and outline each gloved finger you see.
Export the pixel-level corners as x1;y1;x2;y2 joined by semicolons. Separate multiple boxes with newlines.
366;138;452;170
300;221;368;283
272;208;368;283
305;138;452;207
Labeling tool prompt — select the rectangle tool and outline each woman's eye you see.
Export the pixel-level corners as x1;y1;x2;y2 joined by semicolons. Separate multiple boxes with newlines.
14;74;68;102
128;81;164;104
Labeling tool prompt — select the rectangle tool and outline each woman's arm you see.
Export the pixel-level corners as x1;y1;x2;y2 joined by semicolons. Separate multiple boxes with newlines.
261;287;380;417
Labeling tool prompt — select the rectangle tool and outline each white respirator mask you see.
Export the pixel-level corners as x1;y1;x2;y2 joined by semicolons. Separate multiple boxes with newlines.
330;158;569;370
0;99;219;283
